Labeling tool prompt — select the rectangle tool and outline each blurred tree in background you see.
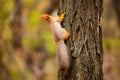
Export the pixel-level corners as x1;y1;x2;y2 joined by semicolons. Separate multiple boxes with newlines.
103;0;120;80
0;0;120;80
11;0;23;50
0;0;57;80
112;0;120;28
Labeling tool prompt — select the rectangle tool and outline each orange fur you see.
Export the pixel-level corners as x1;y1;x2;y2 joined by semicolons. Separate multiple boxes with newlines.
62;28;70;40
57;12;65;23
40;14;52;22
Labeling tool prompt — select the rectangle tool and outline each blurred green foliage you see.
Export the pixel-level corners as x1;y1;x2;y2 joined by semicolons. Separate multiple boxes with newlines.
0;0;56;54
103;38;120;53
0;0;56;80
0;0;120;80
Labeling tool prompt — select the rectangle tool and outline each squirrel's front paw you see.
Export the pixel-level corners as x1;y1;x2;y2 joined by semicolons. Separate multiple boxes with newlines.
64;32;70;40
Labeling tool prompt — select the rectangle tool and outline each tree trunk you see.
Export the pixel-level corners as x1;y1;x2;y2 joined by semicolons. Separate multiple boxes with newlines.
58;0;103;80
10;0;27;63
0;21;10;80
11;0;23;50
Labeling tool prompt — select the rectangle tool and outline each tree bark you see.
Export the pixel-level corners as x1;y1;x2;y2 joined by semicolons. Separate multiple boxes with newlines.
58;0;103;80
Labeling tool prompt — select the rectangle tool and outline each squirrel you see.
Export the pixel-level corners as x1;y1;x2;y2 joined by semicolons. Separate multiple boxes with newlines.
40;12;70;75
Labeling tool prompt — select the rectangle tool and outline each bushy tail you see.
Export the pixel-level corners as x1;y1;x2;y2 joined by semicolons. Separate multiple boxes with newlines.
57;40;70;73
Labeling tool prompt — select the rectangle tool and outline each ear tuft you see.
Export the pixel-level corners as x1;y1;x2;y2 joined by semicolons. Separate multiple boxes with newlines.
40;14;51;22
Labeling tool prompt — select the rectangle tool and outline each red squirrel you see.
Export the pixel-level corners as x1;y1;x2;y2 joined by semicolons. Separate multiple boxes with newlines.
40;12;70;74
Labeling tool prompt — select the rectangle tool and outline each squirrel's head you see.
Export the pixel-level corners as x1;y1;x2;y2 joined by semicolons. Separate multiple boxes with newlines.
40;14;52;22
40;12;65;23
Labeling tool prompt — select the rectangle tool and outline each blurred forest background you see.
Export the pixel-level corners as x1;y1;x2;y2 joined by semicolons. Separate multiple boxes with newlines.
0;0;120;80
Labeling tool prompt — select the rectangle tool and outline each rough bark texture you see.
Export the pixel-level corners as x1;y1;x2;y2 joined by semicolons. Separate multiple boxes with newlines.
58;0;103;80
11;0;23;49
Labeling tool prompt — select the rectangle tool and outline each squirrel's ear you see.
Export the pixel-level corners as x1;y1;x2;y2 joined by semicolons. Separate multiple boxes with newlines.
40;14;51;22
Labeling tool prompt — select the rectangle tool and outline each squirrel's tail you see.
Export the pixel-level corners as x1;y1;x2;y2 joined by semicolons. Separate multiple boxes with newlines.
57;40;70;74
